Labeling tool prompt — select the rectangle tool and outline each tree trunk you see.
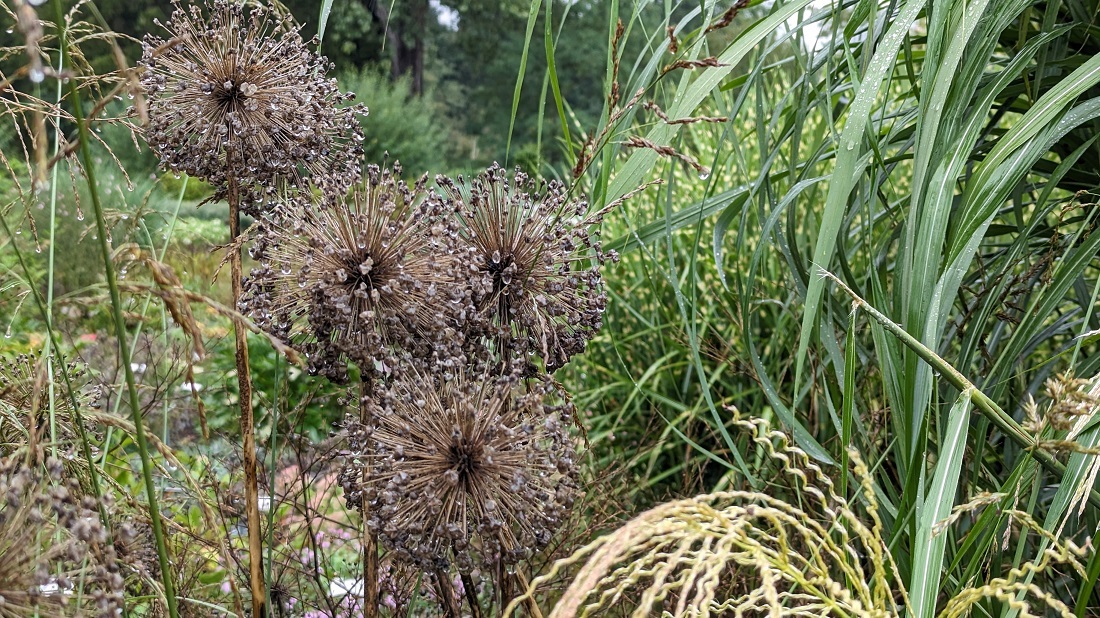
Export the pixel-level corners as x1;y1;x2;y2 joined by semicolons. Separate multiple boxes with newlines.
363;0;427;96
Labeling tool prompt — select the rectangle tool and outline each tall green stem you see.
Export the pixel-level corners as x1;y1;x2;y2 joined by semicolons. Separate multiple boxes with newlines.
51;1;179;614
823;269;1100;509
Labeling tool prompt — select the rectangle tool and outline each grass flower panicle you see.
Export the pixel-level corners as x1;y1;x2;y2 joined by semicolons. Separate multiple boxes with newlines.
140;0;365;206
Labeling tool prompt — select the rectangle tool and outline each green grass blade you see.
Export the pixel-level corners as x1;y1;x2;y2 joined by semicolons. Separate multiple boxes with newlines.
910;388;972;618
840;304;858;497
544;0;574;165
316;0;334;47
795;0;926;393
505;0;544;164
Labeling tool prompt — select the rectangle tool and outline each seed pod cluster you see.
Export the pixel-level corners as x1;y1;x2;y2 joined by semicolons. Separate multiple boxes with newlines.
144;0;614;589
242;162;612;573
0;456;125;618
140;0;366;207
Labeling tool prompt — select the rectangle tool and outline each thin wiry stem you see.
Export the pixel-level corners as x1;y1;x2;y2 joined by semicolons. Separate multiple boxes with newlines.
43;39;63;459
50;0;179;615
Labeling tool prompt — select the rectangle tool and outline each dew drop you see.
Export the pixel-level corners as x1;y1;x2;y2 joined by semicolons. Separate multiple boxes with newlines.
29;68;45;83
698;169;711;180
76;212;84;221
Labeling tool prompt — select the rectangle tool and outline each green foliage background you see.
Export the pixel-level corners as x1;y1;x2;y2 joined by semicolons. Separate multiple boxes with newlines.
5;0;1100;614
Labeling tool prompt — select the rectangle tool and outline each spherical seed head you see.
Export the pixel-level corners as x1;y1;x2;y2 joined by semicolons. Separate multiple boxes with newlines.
344;374;579;569
140;0;365;206
241;165;468;382
440;164;611;372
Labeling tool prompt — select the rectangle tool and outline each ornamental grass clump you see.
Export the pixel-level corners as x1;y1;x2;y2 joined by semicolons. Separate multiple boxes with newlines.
509;416;1095;618
140;0;365;204
509;415;907;618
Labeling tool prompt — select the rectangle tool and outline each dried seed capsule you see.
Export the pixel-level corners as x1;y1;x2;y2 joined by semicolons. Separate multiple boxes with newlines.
241;165;471;382
438;165;612;373
140;0;366;207
340;373;578;568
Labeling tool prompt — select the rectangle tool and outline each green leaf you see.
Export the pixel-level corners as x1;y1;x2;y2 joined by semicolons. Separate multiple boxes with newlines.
794;0;927;393
910;389;972;618
316;0;334;48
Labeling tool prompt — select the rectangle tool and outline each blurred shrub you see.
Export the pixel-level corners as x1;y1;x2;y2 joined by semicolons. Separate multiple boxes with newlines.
339;70;454;177
159;173;214;202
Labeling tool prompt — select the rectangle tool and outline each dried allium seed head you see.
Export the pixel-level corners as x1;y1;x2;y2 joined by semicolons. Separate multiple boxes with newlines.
140;0;365;206
0;455;125;618
0;355;100;456
241;165;469;382
341;374;578;569
439;164;613;372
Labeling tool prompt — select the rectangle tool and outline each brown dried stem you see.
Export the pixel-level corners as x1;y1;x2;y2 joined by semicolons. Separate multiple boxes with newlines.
361;379;379;618
228;169;265;617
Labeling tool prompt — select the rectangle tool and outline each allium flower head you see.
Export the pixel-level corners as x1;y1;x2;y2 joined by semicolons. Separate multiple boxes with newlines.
440;165;614;372
242;165;467;382
341;374;579;569
140;0;365;204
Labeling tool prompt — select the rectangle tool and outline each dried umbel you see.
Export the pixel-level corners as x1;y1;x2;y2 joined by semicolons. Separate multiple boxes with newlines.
341;373;579;570
439;165;614;372
140;0;365;205
242;166;468;382
0;354;100;455
0;455;125;618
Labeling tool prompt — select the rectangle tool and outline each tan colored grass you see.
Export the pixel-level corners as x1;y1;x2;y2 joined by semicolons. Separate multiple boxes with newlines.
510;416;1095;618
